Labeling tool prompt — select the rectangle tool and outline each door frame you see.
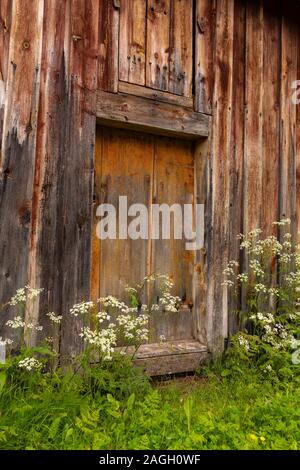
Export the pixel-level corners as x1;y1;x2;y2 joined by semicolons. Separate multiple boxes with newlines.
94;89;211;375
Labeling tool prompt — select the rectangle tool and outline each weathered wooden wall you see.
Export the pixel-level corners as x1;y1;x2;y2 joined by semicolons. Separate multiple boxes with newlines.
0;0;300;357
0;0;99;359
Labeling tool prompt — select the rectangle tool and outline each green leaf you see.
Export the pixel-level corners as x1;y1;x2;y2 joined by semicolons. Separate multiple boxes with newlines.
127;393;135;410
0;371;7;394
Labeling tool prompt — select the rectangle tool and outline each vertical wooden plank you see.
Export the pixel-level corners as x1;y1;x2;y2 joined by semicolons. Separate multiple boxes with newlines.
119;0;146;86
228;0;246;335
243;0;264;234
168;0;193;97
296;8;300;243
206;0;234;353
0;0;12;143
194;138;209;344
27;0;71;346
97;128;153;300
280;2;298;240
0;0;44;344
91;127;103;303
26;0;99;358
146;0;170;91
194;0;216;114
261;0;281;236
59;0;99;360
98;0;119;92
151;136;195;340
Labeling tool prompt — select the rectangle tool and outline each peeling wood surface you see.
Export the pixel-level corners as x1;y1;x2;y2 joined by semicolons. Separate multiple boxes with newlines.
0;0;44;344
96;90;210;139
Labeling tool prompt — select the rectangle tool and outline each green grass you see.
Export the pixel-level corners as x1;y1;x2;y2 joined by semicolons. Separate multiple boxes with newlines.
0;359;299;450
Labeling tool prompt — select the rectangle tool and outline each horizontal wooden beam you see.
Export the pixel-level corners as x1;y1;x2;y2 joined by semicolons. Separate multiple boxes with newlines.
133;340;208;376
96;90;211;139
118;81;194;109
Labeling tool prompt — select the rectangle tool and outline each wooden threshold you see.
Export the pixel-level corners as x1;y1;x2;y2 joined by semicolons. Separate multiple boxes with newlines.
96;90;211;139
131;340;208;376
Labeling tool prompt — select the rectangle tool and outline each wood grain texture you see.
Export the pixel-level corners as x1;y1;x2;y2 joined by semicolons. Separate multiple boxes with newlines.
169;0;193;96
0;0;12;141
227;0;246;334
261;0;280;237
98;0;119;92
93;128;202;344
150;136;195;340
297;9;300;243
133;340;208;375
194;0;216;114
244;0;264;234
97;90;210;139
118;81;193;108
280;2;298;241
119;0;146;85
206;0;234;353
0;0;44;345
26;0;99;359
146;0;171;91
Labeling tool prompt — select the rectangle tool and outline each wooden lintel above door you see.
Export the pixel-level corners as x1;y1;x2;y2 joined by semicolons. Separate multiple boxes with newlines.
96;90;211;140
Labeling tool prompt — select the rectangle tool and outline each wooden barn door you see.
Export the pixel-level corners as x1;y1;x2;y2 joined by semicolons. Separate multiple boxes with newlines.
92;127;206;373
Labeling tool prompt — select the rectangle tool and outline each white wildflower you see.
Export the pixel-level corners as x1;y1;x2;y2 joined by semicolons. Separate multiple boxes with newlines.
237;334;250;352
70;301;94;317
18;357;42;372
0;337;13;346
46;312;63;324
6;316;25;329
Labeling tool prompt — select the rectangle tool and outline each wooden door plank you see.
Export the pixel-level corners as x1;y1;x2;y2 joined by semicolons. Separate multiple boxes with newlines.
97;128;153;300
150;137;195;341
146;0;171;91
169;0;193;97
119;0;146;86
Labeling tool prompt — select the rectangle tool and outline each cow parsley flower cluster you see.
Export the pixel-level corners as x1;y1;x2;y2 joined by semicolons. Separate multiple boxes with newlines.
117;313;149;343
9;286;43;306
70;301;94;317
79;324;117;360
237;334;250;352
46;312;63;324
6;316;25;329
224;220;300;367
0;337;13;346
18;357;42;372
